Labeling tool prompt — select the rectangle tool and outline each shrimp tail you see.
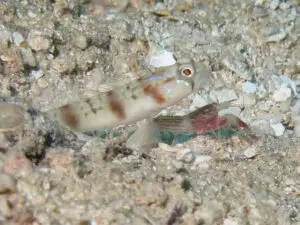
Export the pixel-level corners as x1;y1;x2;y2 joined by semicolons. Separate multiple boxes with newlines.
153;102;251;134
189;103;250;132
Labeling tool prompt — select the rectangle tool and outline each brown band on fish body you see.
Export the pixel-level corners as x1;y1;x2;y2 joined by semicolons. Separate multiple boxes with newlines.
107;91;126;120
143;76;175;104
60;104;79;130
143;84;167;104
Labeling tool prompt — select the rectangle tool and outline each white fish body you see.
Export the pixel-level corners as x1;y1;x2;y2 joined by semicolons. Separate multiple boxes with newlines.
46;60;211;132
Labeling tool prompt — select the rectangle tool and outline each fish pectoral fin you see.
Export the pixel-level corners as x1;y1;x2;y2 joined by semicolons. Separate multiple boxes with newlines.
126;120;160;149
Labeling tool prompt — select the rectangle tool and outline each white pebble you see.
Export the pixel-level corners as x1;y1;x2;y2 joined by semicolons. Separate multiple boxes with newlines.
193;155;212;169
270;122;285;136
37;78;49;89
279;75;297;96
272;84;292;102
172;160;184;169
255;0;265;5
269;0;280;10
12;32;24;46
147;50;176;68
30;69;44;80
243;81;258;94
90;220;98;225
290;7;297;22
27;30;51;51
285;178;295;186
158;143;179;153
191;94;209;108
193;155;212;166
0;24;12;47
20;48;37;67
243;146;258;159
250;119;272;135
279;2;290;10
176;148;194;163
211;25;220;37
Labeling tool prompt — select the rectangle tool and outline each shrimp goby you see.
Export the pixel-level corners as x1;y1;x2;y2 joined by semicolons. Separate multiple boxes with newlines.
46;60;211;133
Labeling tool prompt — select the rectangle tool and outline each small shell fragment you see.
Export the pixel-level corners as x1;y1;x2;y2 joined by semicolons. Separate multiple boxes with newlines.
0;103;25;131
147;50;176;68
150;10;178;21
151;10;172;17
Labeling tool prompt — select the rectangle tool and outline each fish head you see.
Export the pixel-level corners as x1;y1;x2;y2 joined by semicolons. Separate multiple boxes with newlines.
174;59;212;91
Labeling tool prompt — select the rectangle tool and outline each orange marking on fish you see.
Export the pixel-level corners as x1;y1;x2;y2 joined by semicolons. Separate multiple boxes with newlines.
143;84;167;104
107;91;126;120
109;100;126;120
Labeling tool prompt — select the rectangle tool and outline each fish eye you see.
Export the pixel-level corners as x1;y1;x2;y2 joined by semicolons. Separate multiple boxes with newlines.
180;64;194;77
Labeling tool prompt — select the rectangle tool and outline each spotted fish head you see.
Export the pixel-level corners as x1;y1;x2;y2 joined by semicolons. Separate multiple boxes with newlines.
173;59;212;91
